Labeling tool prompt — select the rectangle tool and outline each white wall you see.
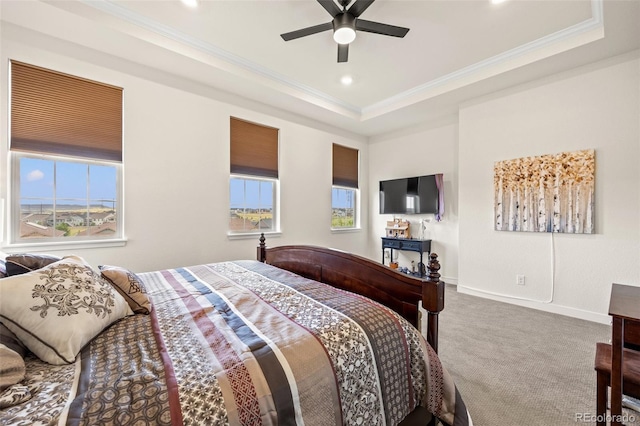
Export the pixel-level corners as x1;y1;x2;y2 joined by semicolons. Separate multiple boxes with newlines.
0;25;369;272
369;119;459;283
458;52;640;323
3;9;638;323
367;52;640;322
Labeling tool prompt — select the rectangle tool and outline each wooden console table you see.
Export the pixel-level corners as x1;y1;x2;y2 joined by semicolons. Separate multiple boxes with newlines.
608;283;640;425
381;237;431;277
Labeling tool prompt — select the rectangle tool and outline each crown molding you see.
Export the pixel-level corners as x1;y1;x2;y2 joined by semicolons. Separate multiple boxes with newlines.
81;0;604;123
80;0;361;118
362;0;604;121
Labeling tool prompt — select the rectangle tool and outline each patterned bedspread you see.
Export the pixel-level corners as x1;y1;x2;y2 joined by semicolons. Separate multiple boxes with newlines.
0;260;469;426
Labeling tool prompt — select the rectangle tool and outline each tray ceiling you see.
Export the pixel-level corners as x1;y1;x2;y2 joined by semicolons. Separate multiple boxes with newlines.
2;0;639;137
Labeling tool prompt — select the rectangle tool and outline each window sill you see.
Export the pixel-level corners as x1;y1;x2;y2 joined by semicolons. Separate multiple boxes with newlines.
227;231;282;241
330;227;361;234
2;238;128;254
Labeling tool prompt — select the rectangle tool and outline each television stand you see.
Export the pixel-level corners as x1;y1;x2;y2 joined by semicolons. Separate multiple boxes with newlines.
381;237;432;277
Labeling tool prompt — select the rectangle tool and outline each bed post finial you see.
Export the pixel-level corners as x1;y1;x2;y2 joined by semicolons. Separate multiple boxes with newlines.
257;233;267;262
427;252;441;282
423;252;445;353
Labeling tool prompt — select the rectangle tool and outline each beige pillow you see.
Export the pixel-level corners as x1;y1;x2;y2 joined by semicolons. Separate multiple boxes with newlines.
0;256;133;365
99;265;151;314
0;343;25;391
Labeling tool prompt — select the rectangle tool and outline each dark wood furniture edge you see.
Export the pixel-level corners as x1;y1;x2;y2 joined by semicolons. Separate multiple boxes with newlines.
606;283;640;425
257;233;445;353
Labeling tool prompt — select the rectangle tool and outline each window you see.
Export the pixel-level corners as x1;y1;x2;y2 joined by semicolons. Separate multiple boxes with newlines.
332;186;356;228
15;155;119;239
9;60;123;244
229;176;275;233
332;144;359;229
229;117;279;234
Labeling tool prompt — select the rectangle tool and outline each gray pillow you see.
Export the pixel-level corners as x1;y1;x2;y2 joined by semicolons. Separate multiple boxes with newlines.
0;323;27;358
5;254;61;276
0;344;25;392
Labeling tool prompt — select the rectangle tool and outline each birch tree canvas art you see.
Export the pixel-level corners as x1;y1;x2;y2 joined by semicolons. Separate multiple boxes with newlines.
494;149;595;233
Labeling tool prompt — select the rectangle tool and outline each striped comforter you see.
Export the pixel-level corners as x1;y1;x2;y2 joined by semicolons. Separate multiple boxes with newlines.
1;260;469;426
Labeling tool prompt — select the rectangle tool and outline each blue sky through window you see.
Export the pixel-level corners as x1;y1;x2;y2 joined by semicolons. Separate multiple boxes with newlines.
20;157;116;205
230;177;273;209
332;187;354;208
229;178;355;209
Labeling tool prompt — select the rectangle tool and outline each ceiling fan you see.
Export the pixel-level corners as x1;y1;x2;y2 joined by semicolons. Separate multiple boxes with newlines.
280;0;410;63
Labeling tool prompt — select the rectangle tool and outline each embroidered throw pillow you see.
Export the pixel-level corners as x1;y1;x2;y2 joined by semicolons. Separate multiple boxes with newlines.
0;256;133;365
99;265;152;315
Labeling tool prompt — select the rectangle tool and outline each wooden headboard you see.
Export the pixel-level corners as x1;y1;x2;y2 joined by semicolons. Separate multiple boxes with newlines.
256;234;445;352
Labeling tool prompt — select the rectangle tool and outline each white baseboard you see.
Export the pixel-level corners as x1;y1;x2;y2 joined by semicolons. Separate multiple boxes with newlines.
441;276;458;285
456;285;611;325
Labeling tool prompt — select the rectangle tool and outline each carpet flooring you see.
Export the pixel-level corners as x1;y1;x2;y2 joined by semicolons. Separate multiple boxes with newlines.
430;285;639;426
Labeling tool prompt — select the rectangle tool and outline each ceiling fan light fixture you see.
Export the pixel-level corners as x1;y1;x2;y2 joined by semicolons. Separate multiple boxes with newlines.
334;27;356;44
280;0;410;63
333;13;357;44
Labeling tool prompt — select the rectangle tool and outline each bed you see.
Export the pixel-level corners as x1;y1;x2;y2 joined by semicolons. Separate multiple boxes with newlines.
0;235;470;426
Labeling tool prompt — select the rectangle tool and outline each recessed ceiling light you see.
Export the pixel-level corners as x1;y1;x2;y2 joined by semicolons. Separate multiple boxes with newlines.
341;75;353;86
181;0;198;8
491;0;508;4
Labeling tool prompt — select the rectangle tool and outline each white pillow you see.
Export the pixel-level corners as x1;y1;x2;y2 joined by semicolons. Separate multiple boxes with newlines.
0;256;133;365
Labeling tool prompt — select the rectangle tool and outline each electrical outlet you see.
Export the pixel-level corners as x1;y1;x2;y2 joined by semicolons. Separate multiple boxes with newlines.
516;275;526;286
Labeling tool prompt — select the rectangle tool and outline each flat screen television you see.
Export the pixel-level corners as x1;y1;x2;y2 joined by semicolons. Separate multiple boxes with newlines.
379;174;441;215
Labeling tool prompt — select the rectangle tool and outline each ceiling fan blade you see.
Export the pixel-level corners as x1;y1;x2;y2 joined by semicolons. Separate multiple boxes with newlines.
317;0;342;17
337;43;349;63
347;0;375;18
281;22;333;41
356;19;410;38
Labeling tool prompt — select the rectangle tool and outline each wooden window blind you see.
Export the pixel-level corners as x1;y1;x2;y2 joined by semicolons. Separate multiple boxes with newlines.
230;117;279;178
332;143;359;188
10;60;123;162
